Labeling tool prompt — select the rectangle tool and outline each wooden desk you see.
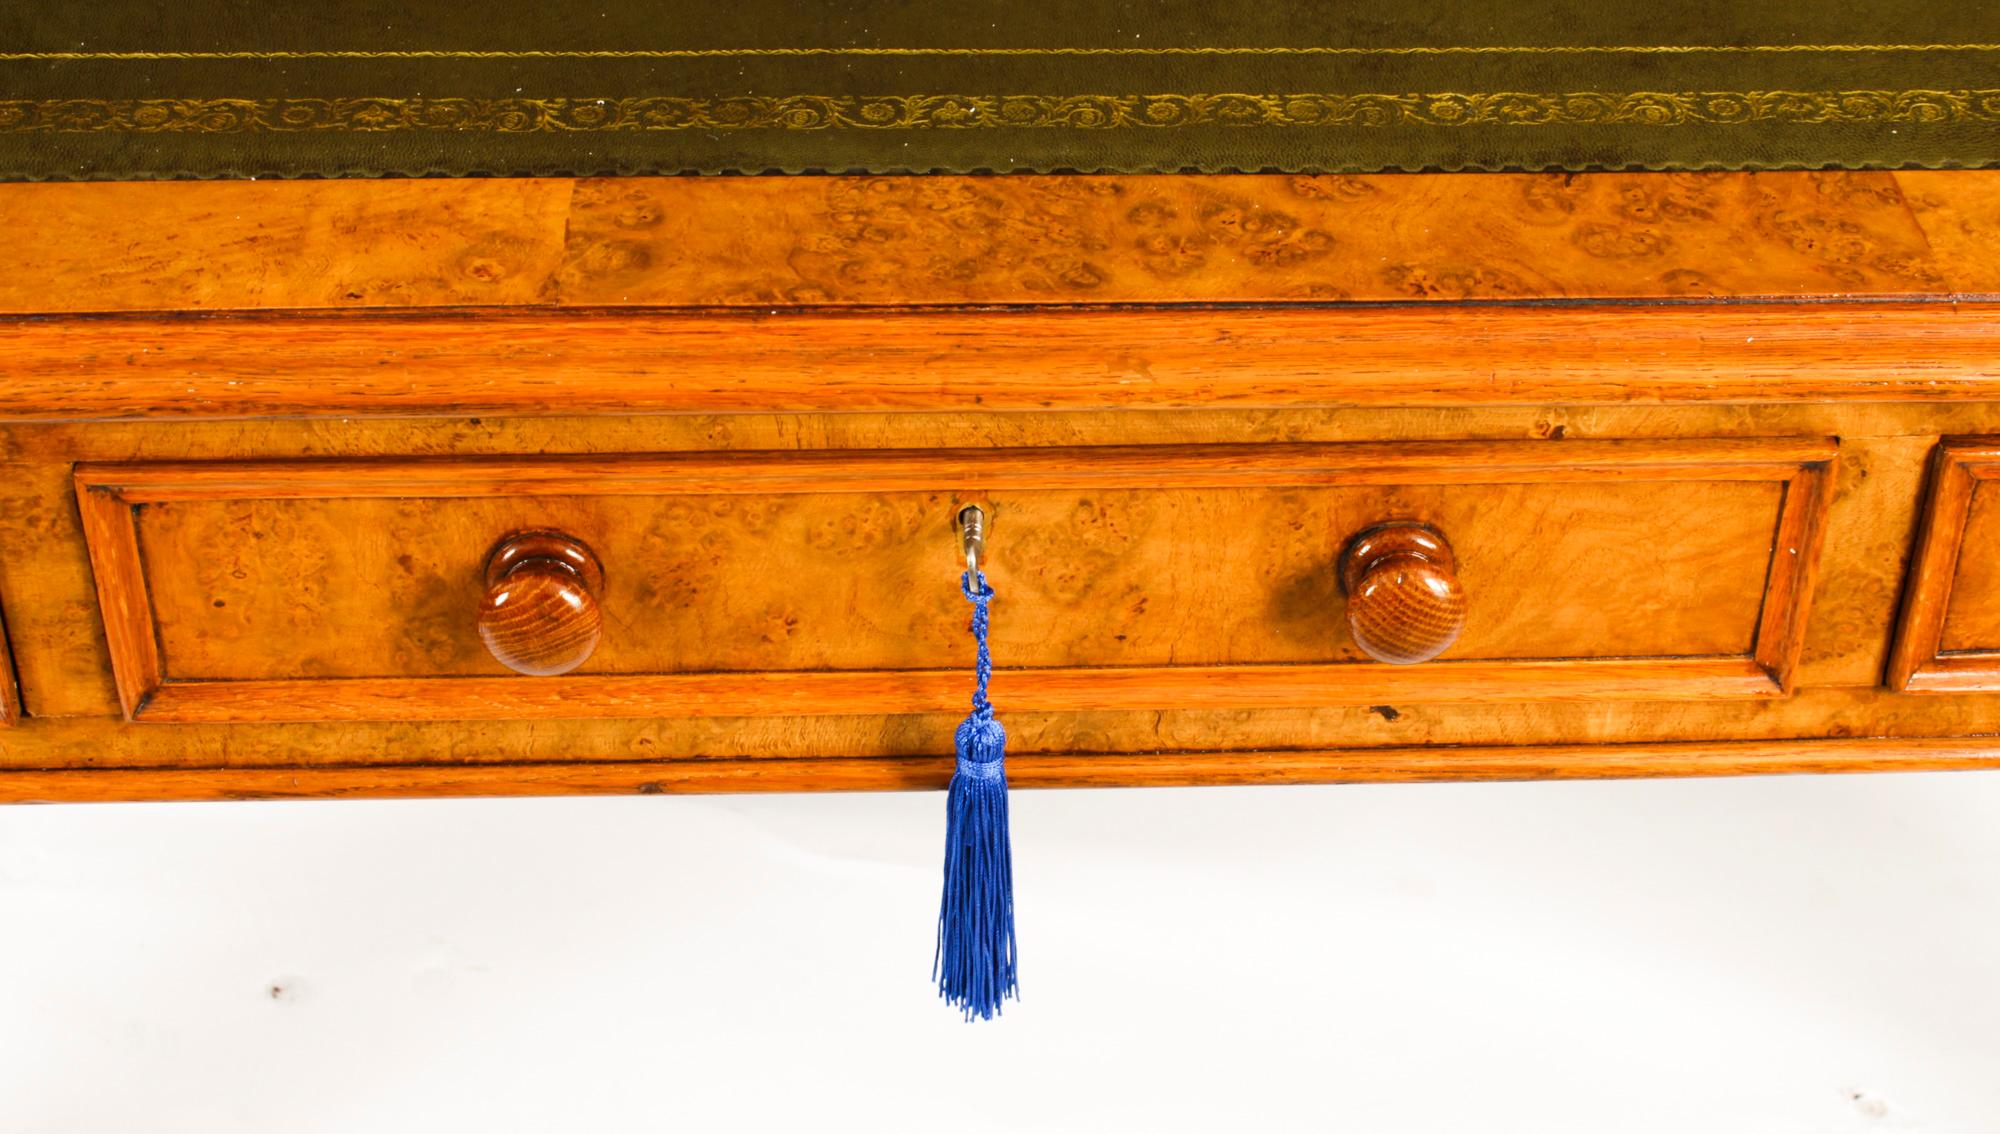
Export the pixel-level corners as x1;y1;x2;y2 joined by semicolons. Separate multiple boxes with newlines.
6;171;2000;801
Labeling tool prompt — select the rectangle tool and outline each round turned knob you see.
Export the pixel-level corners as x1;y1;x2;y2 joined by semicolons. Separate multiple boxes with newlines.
1338;522;1466;665
477;532;604;677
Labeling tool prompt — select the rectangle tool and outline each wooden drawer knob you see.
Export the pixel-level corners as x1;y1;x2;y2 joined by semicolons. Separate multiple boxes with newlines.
1339;522;1466;665
478;532;604;677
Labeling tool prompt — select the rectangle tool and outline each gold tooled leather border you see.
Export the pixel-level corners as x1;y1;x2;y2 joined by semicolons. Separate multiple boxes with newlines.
4;43;1999;59
5;91;1999;133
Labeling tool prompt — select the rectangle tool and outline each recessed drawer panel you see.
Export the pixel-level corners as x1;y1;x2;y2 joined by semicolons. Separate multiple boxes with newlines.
76;439;1834;723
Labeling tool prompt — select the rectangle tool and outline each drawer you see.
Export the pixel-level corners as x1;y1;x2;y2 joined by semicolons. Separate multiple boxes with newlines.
75;439;1835;724
1891;438;2000;692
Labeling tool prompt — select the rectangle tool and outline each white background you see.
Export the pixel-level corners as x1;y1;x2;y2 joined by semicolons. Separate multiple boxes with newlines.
4;772;1996;1132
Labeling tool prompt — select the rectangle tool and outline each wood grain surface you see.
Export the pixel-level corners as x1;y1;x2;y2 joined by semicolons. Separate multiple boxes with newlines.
1;171;1994;315
10;303;2000;422
3;737;2000;804
0;178;573;313
72;439;1827;722
13;685;2000;771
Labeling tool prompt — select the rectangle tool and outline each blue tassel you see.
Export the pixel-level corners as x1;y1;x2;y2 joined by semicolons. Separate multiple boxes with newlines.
935;570;1018;1021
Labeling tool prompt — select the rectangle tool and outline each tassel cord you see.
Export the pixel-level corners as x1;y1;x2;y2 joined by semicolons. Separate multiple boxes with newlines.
963;570;994;719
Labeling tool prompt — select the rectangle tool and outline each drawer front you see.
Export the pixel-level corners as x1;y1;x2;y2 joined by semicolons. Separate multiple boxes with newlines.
76;439;1834;723
1891;438;2000;691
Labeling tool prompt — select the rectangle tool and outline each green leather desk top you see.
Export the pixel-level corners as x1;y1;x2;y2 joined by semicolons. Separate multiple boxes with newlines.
4;2;1998;180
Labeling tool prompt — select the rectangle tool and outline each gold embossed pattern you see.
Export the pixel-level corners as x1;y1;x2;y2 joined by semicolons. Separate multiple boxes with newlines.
7;45;2000;60
3;91;1998;133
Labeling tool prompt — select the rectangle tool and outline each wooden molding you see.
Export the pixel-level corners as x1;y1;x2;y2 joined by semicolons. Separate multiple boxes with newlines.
2;736;1998;804
11;303;2000;421
1889;438;2000;691
75;438;1835;724
1756;456;1837;696
109;660;1786;725
0;597;19;727
74;480;166;718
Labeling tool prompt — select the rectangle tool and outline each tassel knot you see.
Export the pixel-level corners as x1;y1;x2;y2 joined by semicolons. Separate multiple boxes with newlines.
955;714;1007;774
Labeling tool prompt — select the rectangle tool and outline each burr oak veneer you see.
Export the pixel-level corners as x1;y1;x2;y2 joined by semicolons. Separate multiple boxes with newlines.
8;171;2000;801
68;439;1833;724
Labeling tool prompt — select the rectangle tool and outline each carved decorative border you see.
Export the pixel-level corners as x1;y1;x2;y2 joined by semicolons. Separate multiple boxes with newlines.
4;90;1998;133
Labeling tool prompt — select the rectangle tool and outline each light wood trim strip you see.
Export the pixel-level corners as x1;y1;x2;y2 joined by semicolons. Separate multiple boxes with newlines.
72;477;163;719
1754;458;1838;693
135;658;1781;723
0;600;18;727
1898;657;2000;693
12;304;2000;421
4;736;1999;803
1888;438;2000;692
75;438;1834;503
